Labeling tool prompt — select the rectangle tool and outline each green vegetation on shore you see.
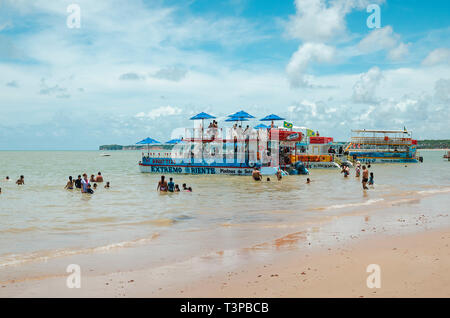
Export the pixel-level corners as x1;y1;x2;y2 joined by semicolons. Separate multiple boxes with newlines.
417;140;450;149
99;140;450;151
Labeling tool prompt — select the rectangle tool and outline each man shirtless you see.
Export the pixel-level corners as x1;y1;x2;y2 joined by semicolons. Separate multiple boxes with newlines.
252;167;262;181
157;175;168;192
362;165;369;190
95;172;104;182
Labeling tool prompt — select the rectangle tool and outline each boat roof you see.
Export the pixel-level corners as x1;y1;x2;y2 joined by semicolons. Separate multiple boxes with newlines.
352;129;410;134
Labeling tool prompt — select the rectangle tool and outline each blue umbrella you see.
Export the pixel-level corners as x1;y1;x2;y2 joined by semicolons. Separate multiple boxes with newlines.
228;110;255;119
136;137;160;144
225;117;249;122
190;112;216;120
166;138;183;144
136;137;161;151
260;114;285;121
254;123;270;129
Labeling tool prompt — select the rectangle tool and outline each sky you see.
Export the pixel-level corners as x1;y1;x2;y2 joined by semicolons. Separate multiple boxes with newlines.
0;0;449;150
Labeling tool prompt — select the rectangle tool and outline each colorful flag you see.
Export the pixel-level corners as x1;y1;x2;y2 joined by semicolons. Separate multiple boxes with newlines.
307;129;316;137
283;121;293;129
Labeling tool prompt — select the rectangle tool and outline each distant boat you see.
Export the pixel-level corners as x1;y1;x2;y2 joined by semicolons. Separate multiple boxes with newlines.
100;153;111;157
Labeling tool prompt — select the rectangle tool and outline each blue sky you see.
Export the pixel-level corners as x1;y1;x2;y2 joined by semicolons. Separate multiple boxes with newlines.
0;0;449;149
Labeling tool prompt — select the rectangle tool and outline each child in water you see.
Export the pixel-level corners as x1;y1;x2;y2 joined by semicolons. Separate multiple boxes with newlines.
368;172;374;186
104;182;110;188
86;184;94;194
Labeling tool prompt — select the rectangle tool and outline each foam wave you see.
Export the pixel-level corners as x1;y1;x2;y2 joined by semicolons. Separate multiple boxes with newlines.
315;199;384;211
0;233;160;269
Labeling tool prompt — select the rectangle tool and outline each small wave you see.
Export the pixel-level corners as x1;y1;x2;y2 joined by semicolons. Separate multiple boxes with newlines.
417;188;450;195
120;218;177;227
0;233;160;269
315;199;384;211
69;217;118;224
2;226;39;234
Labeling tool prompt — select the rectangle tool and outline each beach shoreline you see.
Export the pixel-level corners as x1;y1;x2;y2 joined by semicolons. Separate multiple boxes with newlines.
1;224;449;298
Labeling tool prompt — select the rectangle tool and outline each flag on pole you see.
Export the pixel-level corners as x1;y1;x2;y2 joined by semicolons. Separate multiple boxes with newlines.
283;121;293;129
307;129;316;137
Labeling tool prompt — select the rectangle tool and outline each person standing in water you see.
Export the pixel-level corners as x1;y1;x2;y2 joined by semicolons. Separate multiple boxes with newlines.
168;177;175;192
252;167;262;181
362;165;369;190
368;172;374;186
355;162;361;177
74;175;82;189
95;172;104;182
81;173;89;193
65;176;74;190
276;169;282;181
157;175;168;192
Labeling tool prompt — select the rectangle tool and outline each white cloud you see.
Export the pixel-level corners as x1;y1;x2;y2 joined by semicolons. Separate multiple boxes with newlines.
285;0;381;42
286;42;335;88
358;26;398;53
388;42;410;61
135;106;183;120
422;48;450;66
434;78;450;102
352;66;383;103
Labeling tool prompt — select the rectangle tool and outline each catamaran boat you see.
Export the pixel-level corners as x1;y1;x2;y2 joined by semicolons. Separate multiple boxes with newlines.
345;129;420;164
138;115;343;176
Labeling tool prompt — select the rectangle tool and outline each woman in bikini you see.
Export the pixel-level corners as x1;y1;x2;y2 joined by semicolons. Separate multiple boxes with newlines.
65;176;74;190
157;175;168;192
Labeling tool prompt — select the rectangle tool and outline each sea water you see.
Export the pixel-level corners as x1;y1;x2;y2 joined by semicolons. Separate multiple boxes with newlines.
0;150;449;282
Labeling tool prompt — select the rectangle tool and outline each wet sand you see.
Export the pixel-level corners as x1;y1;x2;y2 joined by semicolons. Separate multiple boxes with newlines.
2;227;449;298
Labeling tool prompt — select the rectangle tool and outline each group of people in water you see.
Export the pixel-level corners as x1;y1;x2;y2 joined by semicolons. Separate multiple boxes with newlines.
0;175;25;194
157;175;192;193
65;172;110;194
341;161;374;190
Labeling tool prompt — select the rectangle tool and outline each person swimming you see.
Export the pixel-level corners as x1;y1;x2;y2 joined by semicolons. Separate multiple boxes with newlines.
168;177;175;192
252;167;262;181
90;174;96;183
306;178;311;184
16;175;24;185
157;175;168;192
174;184;180;192
5;176;9;181
93;183;97;190
266;177;270;182
104;181;110;189
187;187;192;192
65;176;74;190
182;183;188;191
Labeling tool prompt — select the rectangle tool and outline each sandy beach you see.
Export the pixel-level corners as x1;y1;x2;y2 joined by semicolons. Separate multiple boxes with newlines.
2;225;449;298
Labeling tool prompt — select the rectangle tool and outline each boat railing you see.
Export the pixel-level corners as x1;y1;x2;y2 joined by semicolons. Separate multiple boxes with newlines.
351;136;412;145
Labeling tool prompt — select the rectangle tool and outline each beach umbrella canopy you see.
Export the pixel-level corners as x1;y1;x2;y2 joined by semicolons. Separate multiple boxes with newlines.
225;117;249;122
260;114;285;121
254;123;270;129
166;138;183;144
227;110;255;119
136;137;160;144
190;112;216;120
